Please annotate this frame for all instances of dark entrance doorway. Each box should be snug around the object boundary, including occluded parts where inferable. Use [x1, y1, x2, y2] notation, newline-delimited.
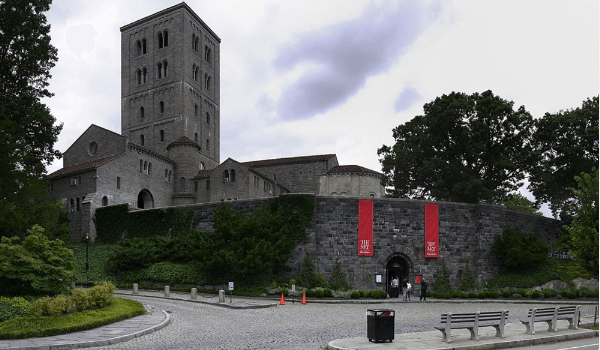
[386, 256, 408, 297]
[137, 190, 154, 209]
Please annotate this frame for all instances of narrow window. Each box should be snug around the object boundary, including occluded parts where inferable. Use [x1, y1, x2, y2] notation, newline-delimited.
[141, 134, 145, 146]
[299, 171, 304, 180]
[192, 34, 196, 50]
[140, 159, 143, 172]
[143, 67, 147, 83]
[76, 197, 80, 212]
[160, 130, 165, 141]
[180, 177, 186, 191]
[194, 132, 198, 143]
[205, 74, 211, 90]
[136, 69, 142, 85]
[102, 196, 108, 206]
[206, 139, 210, 151]
[230, 169, 236, 182]
[194, 181, 198, 192]
[140, 106, 144, 118]
[205, 45, 211, 63]
[144, 161, 148, 173]
[163, 30, 169, 47]
[163, 61, 168, 77]
[142, 39, 147, 54]
[274, 173, 277, 181]
[309, 170, 313, 179]
[206, 179, 210, 190]
[168, 170, 172, 182]
[223, 170, 229, 183]
[165, 169, 169, 181]
[195, 104, 198, 116]
[136, 40, 141, 56]
[70, 198, 74, 212]
[148, 162, 152, 175]
[206, 112, 210, 124]
[157, 63, 162, 78]
[117, 176, 121, 189]
[159, 101, 164, 113]
[200, 162, 205, 170]
[158, 32, 163, 48]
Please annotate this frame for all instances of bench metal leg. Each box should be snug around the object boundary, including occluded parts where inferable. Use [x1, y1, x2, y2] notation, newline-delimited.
[549, 308, 558, 332]
[444, 312, 452, 343]
[526, 309, 536, 335]
[439, 329, 449, 343]
[496, 310, 507, 338]
[470, 311, 480, 340]
[570, 306, 580, 330]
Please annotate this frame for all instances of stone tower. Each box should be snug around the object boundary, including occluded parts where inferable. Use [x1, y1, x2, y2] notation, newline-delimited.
[120, 2, 220, 204]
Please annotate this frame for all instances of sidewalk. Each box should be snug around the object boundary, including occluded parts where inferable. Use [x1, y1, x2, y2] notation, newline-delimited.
[328, 322, 598, 350]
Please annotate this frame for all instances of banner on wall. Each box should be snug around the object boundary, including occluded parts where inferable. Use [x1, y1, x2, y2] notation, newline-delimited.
[425, 203, 439, 258]
[358, 200, 373, 256]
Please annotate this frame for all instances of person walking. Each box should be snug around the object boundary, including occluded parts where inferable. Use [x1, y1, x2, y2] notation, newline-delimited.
[420, 279, 428, 301]
[406, 281, 412, 301]
[402, 279, 408, 301]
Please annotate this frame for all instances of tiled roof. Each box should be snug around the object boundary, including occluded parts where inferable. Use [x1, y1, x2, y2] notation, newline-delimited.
[242, 154, 337, 167]
[328, 165, 382, 175]
[166, 136, 201, 150]
[196, 169, 214, 178]
[46, 155, 121, 179]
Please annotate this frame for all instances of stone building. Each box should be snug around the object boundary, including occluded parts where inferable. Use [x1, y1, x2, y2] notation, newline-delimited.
[47, 2, 384, 241]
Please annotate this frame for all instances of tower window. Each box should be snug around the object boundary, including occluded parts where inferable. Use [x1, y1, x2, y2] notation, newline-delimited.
[136, 40, 142, 56]
[205, 45, 211, 63]
[206, 112, 210, 124]
[157, 63, 162, 78]
[230, 169, 236, 183]
[200, 162, 205, 170]
[140, 106, 144, 118]
[204, 74, 211, 90]
[163, 30, 169, 47]
[117, 176, 121, 189]
[163, 61, 168, 77]
[195, 104, 198, 116]
[142, 67, 147, 83]
[223, 170, 229, 183]
[136, 69, 142, 85]
[193, 64, 198, 81]
[206, 139, 210, 150]
[142, 39, 146, 54]
[140, 134, 145, 146]
[102, 196, 108, 206]
[160, 130, 165, 142]
[194, 132, 198, 143]
[159, 101, 164, 113]
[158, 31, 163, 49]
[180, 177, 186, 191]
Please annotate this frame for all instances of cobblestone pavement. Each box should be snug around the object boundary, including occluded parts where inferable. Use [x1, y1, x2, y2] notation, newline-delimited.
[92, 295, 564, 350]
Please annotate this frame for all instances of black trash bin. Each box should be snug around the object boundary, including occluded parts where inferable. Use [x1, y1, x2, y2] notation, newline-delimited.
[366, 309, 395, 342]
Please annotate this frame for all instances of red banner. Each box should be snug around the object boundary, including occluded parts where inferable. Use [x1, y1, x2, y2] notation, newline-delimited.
[425, 203, 439, 258]
[358, 200, 373, 256]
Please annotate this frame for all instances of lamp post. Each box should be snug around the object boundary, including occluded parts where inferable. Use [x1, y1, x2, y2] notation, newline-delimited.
[85, 232, 89, 274]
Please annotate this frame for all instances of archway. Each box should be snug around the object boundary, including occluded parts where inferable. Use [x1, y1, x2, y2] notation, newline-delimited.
[137, 190, 154, 209]
[386, 256, 409, 297]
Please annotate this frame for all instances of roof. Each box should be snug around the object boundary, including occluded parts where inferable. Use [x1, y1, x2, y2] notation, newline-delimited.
[242, 154, 337, 167]
[166, 136, 201, 151]
[46, 155, 121, 179]
[328, 165, 382, 176]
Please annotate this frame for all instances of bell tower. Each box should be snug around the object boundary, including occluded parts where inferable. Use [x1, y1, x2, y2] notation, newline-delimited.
[119, 2, 220, 170]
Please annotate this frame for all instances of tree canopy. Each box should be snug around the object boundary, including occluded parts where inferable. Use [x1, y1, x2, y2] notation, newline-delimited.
[0, 0, 64, 238]
[378, 90, 534, 203]
[528, 96, 599, 218]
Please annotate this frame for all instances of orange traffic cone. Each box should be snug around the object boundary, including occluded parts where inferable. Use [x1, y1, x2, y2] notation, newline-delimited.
[280, 293, 285, 305]
[302, 293, 306, 304]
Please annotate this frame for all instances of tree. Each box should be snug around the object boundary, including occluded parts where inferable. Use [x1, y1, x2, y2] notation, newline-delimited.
[563, 169, 598, 275]
[0, 0, 64, 238]
[378, 90, 534, 203]
[490, 227, 549, 270]
[328, 255, 349, 291]
[0, 225, 75, 295]
[434, 259, 452, 292]
[458, 262, 477, 292]
[298, 251, 318, 288]
[494, 193, 542, 216]
[528, 96, 599, 218]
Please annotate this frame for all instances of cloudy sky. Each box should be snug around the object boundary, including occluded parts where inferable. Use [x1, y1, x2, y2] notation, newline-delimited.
[44, 0, 598, 215]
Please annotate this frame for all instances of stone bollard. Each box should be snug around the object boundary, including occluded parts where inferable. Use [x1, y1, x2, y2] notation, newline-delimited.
[164, 285, 170, 298]
[133, 283, 138, 295]
[191, 288, 197, 300]
[219, 289, 225, 303]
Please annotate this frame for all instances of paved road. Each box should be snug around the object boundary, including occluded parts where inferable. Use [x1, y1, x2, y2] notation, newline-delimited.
[91, 295, 570, 350]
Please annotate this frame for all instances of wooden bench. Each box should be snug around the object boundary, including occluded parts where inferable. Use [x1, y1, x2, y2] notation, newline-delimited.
[434, 310, 509, 343]
[520, 306, 580, 334]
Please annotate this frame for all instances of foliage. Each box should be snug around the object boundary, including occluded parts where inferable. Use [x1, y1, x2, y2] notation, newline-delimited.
[298, 251, 318, 288]
[46, 294, 70, 316]
[0, 0, 64, 239]
[458, 262, 477, 291]
[87, 282, 116, 308]
[0, 225, 75, 295]
[0, 297, 30, 322]
[0, 298, 145, 339]
[486, 259, 592, 289]
[491, 227, 549, 270]
[71, 243, 120, 285]
[434, 259, 452, 292]
[494, 193, 542, 216]
[378, 90, 534, 203]
[93, 204, 129, 244]
[328, 255, 349, 290]
[28, 296, 52, 317]
[563, 169, 599, 275]
[529, 96, 598, 218]
[369, 289, 388, 299]
[70, 288, 89, 311]
[350, 290, 360, 299]
[142, 262, 205, 285]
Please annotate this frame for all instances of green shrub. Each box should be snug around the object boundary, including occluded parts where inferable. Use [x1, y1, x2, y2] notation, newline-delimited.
[278, 288, 289, 297]
[70, 288, 90, 311]
[442, 292, 452, 299]
[323, 289, 333, 297]
[581, 287, 598, 298]
[501, 290, 511, 298]
[530, 290, 542, 298]
[314, 289, 324, 298]
[435, 259, 452, 293]
[0, 297, 30, 322]
[328, 256, 349, 291]
[486, 290, 499, 298]
[350, 290, 361, 299]
[478, 291, 487, 299]
[468, 291, 478, 298]
[542, 289, 554, 298]
[457, 292, 468, 299]
[459, 262, 477, 291]
[358, 290, 368, 298]
[47, 295, 70, 317]
[142, 262, 204, 285]
[29, 297, 52, 316]
[305, 289, 315, 297]
[370, 289, 388, 299]
[88, 282, 116, 308]
[512, 293, 522, 298]
[491, 227, 550, 270]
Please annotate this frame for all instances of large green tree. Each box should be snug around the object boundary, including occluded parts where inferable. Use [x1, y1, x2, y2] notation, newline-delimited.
[528, 96, 599, 218]
[378, 90, 535, 203]
[0, 0, 64, 238]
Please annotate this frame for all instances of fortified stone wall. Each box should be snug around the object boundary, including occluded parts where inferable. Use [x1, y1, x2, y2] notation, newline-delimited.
[128, 196, 564, 291]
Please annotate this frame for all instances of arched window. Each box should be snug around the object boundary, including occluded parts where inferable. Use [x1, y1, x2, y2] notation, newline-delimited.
[158, 32, 164, 48]
[199, 162, 205, 170]
[136, 69, 142, 85]
[299, 171, 304, 180]
[140, 106, 144, 118]
[160, 130, 164, 141]
[308, 170, 313, 179]
[223, 170, 230, 183]
[157, 62, 162, 78]
[140, 159, 143, 172]
[163, 61, 168, 77]
[206, 139, 210, 150]
[205, 45, 211, 63]
[70, 198, 74, 212]
[230, 169, 236, 182]
[159, 101, 164, 113]
[142, 67, 147, 83]
[206, 112, 210, 124]
[205, 74, 211, 90]
[163, 30, 169, 47]
[143, 161, 148, 173]
[165, 169, 169, 181]
[193, 65, 198, 81]
[142, 39, 146, 54]
[194, 132, 198, 143]
[180, 177, 186, 191]
[76, 197, 80, 212]
[168, 170, 172, 182]
[192, 34, 199, 51]
[136, 40, 141, 56]
[140, 134, 145, 146]
[102, 196, 108, 206]
[148, 162, 152, 175]
[195, 104, 198, 116]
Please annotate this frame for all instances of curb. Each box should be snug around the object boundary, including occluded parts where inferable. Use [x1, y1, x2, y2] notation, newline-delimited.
[116, 291, 278, 309]
[450, 329, 599, 350]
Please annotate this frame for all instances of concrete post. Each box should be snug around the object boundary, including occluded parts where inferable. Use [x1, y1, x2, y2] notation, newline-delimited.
[191, 288, 197, 300]
[133, 283, 138, 295]
[219, 289, 225, 303]
[164, 285, 170, 298]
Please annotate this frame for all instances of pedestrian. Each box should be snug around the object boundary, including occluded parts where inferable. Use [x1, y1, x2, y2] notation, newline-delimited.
[420, 279, 428, 301]
[406, 281, 412, 301]
[402, 279, 408, 301]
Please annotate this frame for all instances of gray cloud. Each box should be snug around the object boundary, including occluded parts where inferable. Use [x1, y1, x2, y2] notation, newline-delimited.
[394, 87, 421, 112]
[273, 1, 434, 121]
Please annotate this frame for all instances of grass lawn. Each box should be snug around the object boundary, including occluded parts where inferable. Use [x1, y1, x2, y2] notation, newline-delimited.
[0, 297, 146, 340]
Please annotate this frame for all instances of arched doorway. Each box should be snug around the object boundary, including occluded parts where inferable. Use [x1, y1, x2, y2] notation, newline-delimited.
[386, 256, 409, 296]
[137, 190, 154, 209]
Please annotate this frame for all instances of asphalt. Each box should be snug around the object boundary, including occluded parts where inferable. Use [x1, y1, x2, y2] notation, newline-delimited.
[0, 289, 596, 350]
